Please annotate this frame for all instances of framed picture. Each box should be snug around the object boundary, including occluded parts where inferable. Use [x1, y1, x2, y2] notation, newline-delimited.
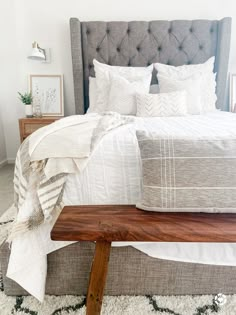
[29, 74, 64, 116]
[230, 73, 236, 113]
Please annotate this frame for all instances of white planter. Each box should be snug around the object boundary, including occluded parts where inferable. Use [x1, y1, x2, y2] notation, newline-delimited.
[25, 104, 33, 117]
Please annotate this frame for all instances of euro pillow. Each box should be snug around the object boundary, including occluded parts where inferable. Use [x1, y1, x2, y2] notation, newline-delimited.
[108, 73, 152, 115]
[136, 91, 187, 117]
[154, 57, 217, 113]
[158, 74, 202, 115]
[93, 59, 153, 113]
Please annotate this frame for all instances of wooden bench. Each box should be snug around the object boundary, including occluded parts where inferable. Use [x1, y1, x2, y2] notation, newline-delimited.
[51, 205, 236, 315]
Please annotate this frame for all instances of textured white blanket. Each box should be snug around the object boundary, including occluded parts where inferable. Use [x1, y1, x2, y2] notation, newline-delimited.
[7, 111, 236, 302]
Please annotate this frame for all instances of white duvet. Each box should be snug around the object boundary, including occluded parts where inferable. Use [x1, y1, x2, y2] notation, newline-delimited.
[7, 111, 236, 301]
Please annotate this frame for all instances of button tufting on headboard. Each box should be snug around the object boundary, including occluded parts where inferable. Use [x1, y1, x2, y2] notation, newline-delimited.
[70, 17, 232, 114]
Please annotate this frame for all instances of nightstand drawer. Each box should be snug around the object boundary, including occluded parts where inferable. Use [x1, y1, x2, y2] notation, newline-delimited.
[19, 117, 61, 143]
[24, 123, 48, 134]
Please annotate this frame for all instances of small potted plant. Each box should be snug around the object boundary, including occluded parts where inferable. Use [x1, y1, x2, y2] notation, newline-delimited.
[18, 92, 33, 117]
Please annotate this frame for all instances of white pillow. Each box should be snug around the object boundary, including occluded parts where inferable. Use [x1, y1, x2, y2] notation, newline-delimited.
[93, 59, 153, 113]
[108, 73, 152, 115]
[154, 57, 217, 113]
[88, 77, 97, 112]
[136, 91, 187, 117]
[158, 74, 202, 115]
[88, 77, 157, 113]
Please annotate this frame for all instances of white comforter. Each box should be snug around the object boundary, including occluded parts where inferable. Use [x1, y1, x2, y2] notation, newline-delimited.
[7, 111, 236, 301]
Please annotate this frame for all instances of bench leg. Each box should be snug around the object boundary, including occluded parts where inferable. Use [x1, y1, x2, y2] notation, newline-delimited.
[86, 241, 112, 315]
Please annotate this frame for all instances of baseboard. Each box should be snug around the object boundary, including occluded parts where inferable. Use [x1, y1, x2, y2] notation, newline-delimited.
[0, 158, 15, 168]
[7, 158, 15, 164]
[0, 159, 7, 168]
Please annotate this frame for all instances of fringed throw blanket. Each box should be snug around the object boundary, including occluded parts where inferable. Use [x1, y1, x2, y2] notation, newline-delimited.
[9, 112, 131, 241]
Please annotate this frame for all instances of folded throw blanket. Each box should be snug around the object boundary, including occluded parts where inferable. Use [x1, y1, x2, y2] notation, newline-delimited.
[9, 112, 131, 241]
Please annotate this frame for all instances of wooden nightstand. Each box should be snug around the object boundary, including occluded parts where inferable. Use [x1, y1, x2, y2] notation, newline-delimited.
[19, 117, 61, 143]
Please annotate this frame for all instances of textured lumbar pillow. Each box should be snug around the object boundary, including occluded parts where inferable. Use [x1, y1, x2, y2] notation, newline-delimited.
[93, 59, 153, 113]
[136, 129, 236, 213]
[107, 73, 151, 115]
[157, 74, 202, 115]
[154, 57, 217, 113]
[136, 90, 187, 117]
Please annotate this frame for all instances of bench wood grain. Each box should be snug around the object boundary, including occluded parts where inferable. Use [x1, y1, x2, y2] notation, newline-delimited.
[51, 205, 236, 243]
[51, 205, 236, 315]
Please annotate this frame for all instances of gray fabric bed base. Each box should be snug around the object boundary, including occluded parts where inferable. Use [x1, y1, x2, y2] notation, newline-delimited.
[2, 242, 236, 296]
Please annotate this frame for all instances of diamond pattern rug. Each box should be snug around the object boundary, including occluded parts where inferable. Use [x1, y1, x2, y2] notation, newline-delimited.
[0, 285, 232, 315]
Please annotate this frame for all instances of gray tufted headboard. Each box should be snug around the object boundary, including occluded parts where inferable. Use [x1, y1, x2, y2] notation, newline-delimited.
[70, 17, 232, 114]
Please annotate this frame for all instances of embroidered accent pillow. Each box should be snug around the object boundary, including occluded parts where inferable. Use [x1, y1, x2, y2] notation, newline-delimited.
[93, 59, 153, 113]
[108, 73, 152, 115]
[157, 74, 202, 115]
[136, 91, 187, 117]
[154, 57, 217, 113]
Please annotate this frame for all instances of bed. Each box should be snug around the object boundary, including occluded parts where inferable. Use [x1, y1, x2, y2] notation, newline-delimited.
[1, 16, 235, 299]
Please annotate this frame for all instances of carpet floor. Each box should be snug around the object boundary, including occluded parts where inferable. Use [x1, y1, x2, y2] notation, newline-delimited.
[0, 164, 14, 217]
[0, 290, 232, 315]
[0, 206, 233, 315]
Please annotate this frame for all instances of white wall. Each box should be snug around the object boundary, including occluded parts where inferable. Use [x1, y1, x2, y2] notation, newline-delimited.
[0, 112, 7, 165]
[0, 0, 19, 163]
[0, 0, 235, 160]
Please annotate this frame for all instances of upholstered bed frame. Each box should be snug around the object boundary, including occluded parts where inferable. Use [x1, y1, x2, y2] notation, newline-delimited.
[1, 17, 235, 297]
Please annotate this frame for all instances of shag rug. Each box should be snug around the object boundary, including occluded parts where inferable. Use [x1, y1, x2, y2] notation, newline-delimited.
[0, 206, 234, 315]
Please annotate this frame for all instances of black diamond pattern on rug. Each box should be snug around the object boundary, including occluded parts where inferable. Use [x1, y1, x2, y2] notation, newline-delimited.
[0, 273, 222, 315]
